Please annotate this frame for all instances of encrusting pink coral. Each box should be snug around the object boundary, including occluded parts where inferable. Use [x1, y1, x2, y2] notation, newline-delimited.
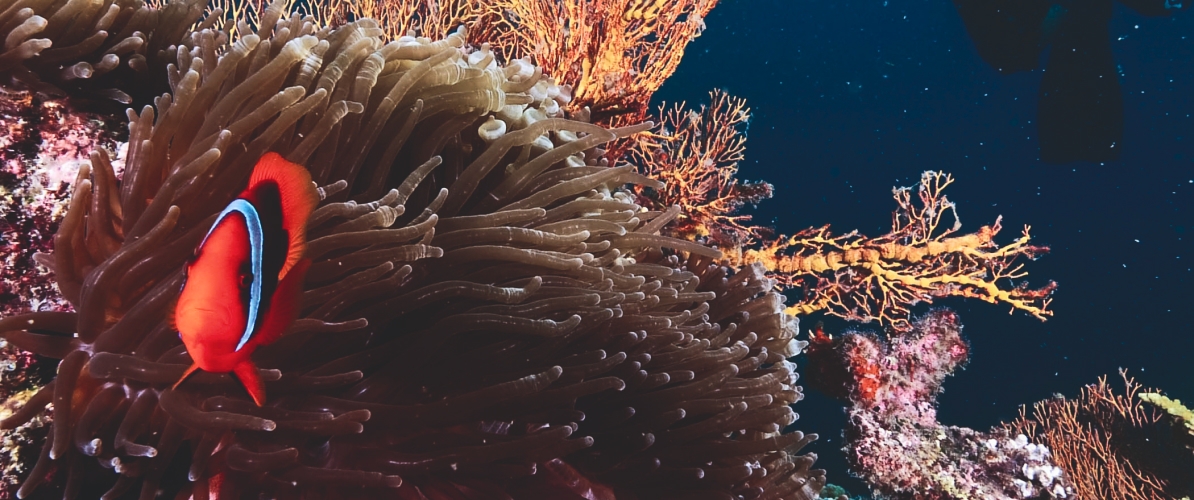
[805, 310, 1075, 500]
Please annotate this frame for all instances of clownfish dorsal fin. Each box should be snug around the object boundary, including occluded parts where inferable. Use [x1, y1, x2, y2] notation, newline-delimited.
[247, 152, 318, 280]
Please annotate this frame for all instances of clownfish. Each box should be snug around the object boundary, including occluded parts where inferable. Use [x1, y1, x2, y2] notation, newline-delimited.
[172, 152, 318, 406]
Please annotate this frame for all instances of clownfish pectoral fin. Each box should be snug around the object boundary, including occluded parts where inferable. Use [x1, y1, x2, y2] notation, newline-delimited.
[233, 360, 267, 406]
[173, 362, 202, 391]
[248, 152, 318, 279]
[252, 258, 311, 349]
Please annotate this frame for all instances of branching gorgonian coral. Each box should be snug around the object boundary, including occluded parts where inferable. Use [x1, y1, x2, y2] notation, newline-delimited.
[0, 3, 825, 498]
[635, 162, 1055, 334]
[627, 91, 1055, 332]
[724, 171, 1055, 332]
[1009, 372, 1194, 500]
[628, 90, 773, 248]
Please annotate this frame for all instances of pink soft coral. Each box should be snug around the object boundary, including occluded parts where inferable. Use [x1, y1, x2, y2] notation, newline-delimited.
[806, 310, 1074, 500]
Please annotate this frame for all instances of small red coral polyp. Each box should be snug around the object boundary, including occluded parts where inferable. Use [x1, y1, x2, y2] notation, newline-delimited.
[947, 338, 969, 364]
[849, 354, 881, 403]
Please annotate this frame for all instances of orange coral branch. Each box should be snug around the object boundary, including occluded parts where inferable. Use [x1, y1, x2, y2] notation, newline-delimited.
[724, 172, 1055, 331]
[629, 90, 772, 246]
[321, 0, 483, 41]
[630, 94, 1054, 332]
[1007, 371, 1183, 500]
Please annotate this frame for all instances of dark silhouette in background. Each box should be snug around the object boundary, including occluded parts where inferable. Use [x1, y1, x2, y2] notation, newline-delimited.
[951, 0, 1181, 163]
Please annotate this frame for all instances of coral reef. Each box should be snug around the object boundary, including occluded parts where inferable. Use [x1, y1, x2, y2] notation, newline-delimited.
[1009, 372, 1194, 500]
[0, 4, 825, 499]
[804, 310, 1074, 500]
[0, 92, 122, 317]
[156, 2, 1057, 336]
[0, 0, 1074, 498]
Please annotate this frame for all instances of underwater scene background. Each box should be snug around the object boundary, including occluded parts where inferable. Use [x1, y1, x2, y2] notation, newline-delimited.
[656, 0, 1193, 494]
[0, 0, 1190, 497]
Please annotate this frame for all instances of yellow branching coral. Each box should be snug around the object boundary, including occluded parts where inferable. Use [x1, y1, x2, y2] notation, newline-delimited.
[626, 92, 1055, 331]
[1140, 392, 1194, 444]
[628, 90, 773, 247]
[725, 171, 1055, 331]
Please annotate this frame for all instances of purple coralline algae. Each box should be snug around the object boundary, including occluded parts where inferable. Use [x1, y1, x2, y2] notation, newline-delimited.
[805, 310, 1075, 500]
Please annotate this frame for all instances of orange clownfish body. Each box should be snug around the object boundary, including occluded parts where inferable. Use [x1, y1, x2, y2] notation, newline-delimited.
[172, 152, 318, 406]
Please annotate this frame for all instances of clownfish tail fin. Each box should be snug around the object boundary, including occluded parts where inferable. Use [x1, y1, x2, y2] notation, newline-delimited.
[173, 362, 202, 391]
[248, 152, 318, 279]
[233, 360, 267, 406]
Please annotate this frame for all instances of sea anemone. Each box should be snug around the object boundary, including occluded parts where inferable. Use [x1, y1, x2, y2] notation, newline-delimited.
[0, 0, 206, 107]
[0, 3, 824, 499]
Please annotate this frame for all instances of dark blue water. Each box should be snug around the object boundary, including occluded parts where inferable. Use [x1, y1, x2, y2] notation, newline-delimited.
[656, 0, 1194, 491]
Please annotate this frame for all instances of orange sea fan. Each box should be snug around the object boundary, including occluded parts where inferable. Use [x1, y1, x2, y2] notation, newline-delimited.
[319, 0, 484, 41]
[1007, 371, 1194, 500]
[628, 90, 774, 248]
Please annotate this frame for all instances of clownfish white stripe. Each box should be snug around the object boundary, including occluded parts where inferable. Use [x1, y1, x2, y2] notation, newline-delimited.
[204, 199, 265, 352]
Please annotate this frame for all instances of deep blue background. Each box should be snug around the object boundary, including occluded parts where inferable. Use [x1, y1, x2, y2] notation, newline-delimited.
[654, 0, 1193, 491]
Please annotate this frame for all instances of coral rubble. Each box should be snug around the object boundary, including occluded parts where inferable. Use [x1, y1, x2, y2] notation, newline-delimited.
[0, 4, 825, 498]
[805, 310, 1074, 500]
